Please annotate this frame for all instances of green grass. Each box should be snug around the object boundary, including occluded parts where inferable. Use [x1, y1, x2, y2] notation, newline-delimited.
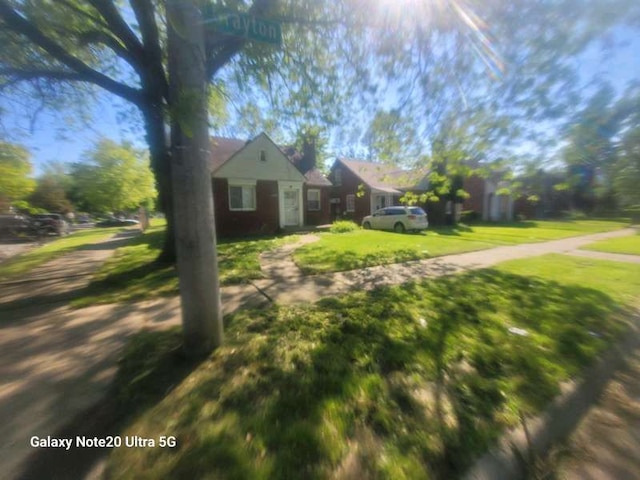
[0, 227, 122, 281]
[72, 226, 299, 307]
[294, 229, 493, 274]
[294, 220, 628, 274]
[105, 256, 638, 479]
[581, 231, 640, 256]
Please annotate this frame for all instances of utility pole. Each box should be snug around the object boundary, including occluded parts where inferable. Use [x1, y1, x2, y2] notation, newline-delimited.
[167, 0, 223, 356]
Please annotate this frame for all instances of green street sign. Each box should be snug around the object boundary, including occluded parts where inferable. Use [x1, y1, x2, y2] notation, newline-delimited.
[211, 12, 282, 47]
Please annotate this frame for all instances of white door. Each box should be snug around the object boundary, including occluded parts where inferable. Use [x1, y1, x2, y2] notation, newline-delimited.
[284, 190, 300, 226]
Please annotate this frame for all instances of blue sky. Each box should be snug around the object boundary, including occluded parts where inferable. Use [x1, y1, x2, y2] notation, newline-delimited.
[3, 25, 639, 176]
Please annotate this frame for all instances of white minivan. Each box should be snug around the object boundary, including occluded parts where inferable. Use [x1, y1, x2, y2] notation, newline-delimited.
[361, 206, 429, 233]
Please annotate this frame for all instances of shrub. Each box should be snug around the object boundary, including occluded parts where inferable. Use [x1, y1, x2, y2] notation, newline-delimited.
[330, 220, 359, 233]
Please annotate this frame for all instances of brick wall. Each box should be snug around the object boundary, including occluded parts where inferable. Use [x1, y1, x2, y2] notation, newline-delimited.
[213, 178, 280, 237]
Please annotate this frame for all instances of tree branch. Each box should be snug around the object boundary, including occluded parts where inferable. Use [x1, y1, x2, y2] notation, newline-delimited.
[0, 67, 85, 82]
[130, 0, 169, 100]
[57, 0, 110, 31]
[86, 0, 145, 60]
[0, 1, 144, 105]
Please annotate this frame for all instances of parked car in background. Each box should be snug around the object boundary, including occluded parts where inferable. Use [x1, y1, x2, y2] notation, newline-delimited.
[30, 213, 69, 236]
[362, 206, 429, 233]
[0, 214, 30, 238]
[96, 217, 140, 227]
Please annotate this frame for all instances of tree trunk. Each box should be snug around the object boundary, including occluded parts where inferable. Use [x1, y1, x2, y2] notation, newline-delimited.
[141, 103, 176, 264]
[167, 0, 223, 356]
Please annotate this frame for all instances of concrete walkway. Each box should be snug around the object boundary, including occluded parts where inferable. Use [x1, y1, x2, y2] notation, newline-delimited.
[0, 226, 637, 479]
[252, 227, 637, 305]
[258, 234, 320, 279]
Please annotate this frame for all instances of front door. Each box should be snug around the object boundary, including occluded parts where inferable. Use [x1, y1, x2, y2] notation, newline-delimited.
[284, 190, 300, 226]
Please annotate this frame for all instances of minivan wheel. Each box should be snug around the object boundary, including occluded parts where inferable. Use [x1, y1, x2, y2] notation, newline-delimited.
[394, 222, 405, 233]
[363, 221, 371, 229]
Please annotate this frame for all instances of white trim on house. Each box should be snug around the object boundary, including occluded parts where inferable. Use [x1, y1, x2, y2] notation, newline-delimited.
[307, 188, 321, 211]
[228, 181, 257, 211]
[346, 194, 355, 212]
[278, 181, 304, 227]
[214, 133, 305, 183]
[370, 192, 393, 215]
[483, 179, 514, 221]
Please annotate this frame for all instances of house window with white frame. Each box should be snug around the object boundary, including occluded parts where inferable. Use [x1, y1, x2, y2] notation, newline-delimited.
[346, 194, 355, 212]
[229, 183, 256, 211]
[307, 189, 321, 211]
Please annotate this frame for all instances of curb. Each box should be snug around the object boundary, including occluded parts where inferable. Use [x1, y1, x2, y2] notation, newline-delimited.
[464, 311, 640, 480]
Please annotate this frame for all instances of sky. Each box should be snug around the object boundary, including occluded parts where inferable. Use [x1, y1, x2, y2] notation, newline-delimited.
[2, 23, 639, 177]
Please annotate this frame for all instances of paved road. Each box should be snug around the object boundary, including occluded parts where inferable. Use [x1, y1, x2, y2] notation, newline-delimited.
[0, 227, 637, 479]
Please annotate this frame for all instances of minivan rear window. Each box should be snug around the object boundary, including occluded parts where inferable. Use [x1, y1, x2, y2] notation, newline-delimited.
[409, 207, 426, 215]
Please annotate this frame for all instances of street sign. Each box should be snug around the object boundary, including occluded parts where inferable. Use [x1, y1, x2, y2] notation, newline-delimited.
[210, 12, 282, 47]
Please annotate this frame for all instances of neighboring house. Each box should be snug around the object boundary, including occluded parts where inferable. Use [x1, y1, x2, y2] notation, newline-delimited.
[210, 133, 332, 237]
[328, 158, 429, 223]
[328, 157, 514, 224]
[463, 174, 514, 221]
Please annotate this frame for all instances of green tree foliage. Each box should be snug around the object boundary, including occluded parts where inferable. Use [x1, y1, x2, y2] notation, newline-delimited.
[29, 175, 74, 213]
[614, 126, 640, 207]
[71, 139, 156, 214]
[0, 140, 35, 209]
[561, 83, 640, 211]
[362, 110, 418, 165]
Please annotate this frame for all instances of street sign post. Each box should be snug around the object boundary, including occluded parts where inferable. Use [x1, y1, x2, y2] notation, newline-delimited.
[210, 12, 282, 47]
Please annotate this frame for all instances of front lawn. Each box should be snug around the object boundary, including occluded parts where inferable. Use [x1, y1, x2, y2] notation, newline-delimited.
[105, 255, 638, 479]
[293, 229, 493, 274]
[294, 220, 628, 274]
[0, 227, 123, 281]
[581, 230, 640, 256]
[73, 224, 299, 307]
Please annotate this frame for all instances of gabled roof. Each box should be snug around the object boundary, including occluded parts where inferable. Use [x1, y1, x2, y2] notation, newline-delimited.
[209, 133, 332, 187]
[210, 137, 248, 172]
[304, 168, 332, 187]
[335, 158, 429, 193]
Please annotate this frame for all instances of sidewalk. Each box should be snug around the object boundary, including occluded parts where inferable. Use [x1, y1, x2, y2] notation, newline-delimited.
[252, 227, 637, 305]
[555, 347, 640, 479]
[0, 230, 141, 309]
[0, 227, 637, 479]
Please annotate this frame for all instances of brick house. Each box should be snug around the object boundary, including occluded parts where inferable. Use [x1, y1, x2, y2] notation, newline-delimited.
[327, 158, 429, 223]
[462, 174, 514, 221]
[210, 133, 332, 237]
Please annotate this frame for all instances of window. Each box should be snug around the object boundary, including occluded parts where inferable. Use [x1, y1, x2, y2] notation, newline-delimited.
[334, 168, 342, 186]
[229, 184, 256, 211]
[346, 194, 355, 212]
[307, 189, 321, 211]
[259, 150, 267, 162]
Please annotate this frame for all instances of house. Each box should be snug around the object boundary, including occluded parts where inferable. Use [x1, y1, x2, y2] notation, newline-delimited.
[462, 174, 514, 221]
[210, 133, 332, 237]
[327, 158, 429, 223]
[328, 157, 514, 224]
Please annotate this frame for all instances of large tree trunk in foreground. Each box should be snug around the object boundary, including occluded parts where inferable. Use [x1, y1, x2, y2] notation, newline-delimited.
[167, 0, 223, 356]
[141, 103, 176, 264]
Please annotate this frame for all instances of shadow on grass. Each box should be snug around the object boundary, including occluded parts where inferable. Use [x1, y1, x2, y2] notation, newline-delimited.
[16, 328, 203, 480]
[75, 230, 289, 306]
[100, 268, 632, 479]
